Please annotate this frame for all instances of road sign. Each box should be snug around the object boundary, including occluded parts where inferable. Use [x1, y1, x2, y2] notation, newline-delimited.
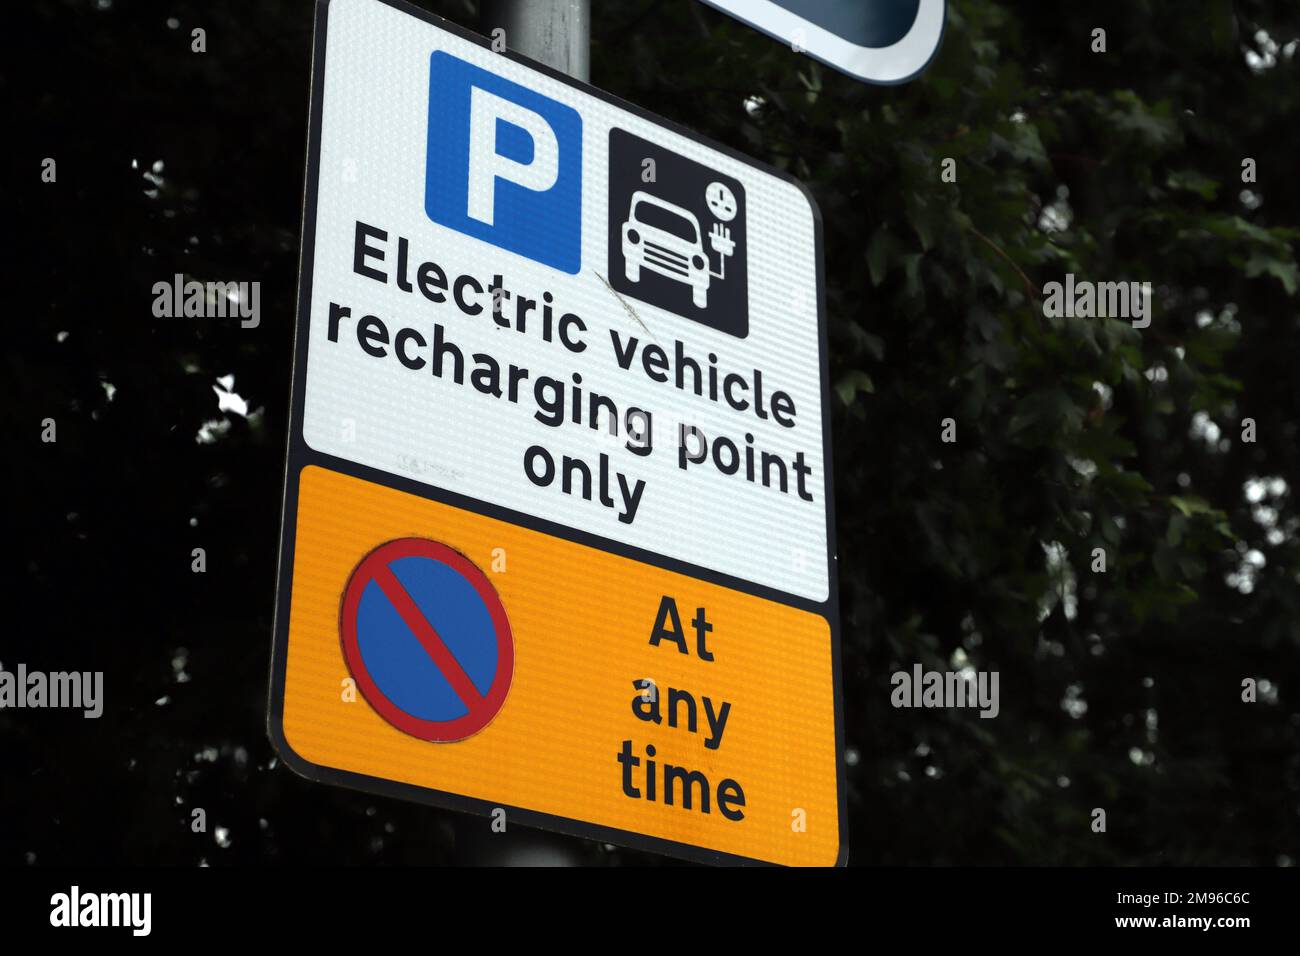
[270, 0, 845, 866]
[339, 538, 514, 742]
[698, 0, 946, 85]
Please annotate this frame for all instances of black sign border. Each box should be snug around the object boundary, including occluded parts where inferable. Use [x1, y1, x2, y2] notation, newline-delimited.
[269, 0, 848, 868]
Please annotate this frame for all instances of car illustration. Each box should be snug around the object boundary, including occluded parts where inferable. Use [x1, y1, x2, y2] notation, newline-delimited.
[621, 191, 712, 308]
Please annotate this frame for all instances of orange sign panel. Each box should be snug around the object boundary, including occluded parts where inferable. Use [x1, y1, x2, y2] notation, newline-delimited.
[275, 467, 841, 866]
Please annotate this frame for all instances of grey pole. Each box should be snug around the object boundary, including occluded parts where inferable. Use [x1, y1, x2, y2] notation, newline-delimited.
[480, 0, 591, 82]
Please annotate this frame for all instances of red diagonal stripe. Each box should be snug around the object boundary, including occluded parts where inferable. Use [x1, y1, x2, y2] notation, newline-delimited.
[373, 564, 484, 711]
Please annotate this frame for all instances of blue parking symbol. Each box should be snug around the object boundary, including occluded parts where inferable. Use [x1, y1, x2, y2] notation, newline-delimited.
[425, 51, 582, 274]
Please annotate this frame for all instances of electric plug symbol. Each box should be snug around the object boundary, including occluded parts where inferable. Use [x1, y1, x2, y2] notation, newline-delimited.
[707, 222, 736, 282]
[709, 222, 735, 258]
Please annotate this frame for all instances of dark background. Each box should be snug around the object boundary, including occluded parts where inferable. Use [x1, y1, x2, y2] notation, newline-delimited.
[7, 0, 1299, 866]
[607, 125, 750, 336]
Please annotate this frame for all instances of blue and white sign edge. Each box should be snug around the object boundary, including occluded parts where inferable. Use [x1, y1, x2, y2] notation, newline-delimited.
[698, 0, 947, 86]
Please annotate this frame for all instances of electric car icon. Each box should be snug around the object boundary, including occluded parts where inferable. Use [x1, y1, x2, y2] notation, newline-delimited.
[621, 191, 715, 308]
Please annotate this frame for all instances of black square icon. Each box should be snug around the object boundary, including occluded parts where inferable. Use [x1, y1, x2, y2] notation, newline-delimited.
[607, 128, 749, 338]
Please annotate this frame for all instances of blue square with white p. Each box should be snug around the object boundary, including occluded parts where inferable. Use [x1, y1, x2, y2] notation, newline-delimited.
[425, 51, 582, 274]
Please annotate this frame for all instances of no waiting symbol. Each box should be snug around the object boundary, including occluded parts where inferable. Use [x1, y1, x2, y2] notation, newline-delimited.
[340, 538, 514, 742]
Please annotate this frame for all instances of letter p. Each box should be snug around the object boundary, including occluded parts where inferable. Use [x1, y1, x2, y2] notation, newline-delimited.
[426, 51, 582, 273]
[467, 87, 558, 226]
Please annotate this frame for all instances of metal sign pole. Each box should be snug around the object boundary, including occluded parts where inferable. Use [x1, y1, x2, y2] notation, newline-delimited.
[480, 0, 591, 82]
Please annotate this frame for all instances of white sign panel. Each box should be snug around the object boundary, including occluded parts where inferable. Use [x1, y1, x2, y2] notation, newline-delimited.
[298, 0, 834, 602]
